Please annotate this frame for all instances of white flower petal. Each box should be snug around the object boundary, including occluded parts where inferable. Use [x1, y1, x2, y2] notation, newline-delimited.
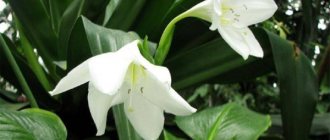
[88, 82, 129, 135]
[50, 61, 90, 95]
[217, 25, 250, 59]
[223, 0, 278, 28]
[142, 69, 196, 116]
[87, 83, 115, 136]
[124, 93, 164, 140]
[184, 0, 213, 22]
[88, 41, 142, 94]
[243, 28, 263, 57]
[137, 57, 172, 85]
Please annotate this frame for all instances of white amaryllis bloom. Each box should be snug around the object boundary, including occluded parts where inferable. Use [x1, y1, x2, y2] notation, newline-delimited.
[50, 40, 196, 139]
[184, 0, 278, 59]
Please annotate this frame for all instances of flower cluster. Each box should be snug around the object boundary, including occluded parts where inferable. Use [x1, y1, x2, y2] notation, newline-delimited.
[50, 0, 277, 139]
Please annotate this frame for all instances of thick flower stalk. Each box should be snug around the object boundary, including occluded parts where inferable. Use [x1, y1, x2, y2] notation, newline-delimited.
[50, 40, 196, 140]
[156, 0, 278, 63]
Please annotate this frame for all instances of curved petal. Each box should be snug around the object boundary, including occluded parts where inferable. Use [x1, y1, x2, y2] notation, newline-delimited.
[50, 61, 90, 95]
[243, 28, 263, 57]
[142, 69, 196, 116]
[88, 83, 125, 136]
[124, 93, 164, 140]
[222, 0, 278, 28]
[88, 41, 141, 94]
[137, 55, 172, 85]
[217, 25, 250, 59]
[184, 0, 213, 22]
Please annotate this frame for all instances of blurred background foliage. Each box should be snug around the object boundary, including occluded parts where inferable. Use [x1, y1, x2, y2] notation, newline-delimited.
[0, 0, 329, 139]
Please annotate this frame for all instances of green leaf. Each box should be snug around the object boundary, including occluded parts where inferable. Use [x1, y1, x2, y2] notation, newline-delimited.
[268, 29, 318, 139]
[133, 0, 176, 38]
[0, 35, 59, 109]
[175, 103, 271, 140]
[105, 0, 146, 31]
[102, 0, 120, 26]
[48, 0, 72, 35]
[166, 28, 273, 89]
[0, 109, 67, 140]
[0, 93, 28, 111]
[163, 130, 184, 140]
[8, 0, 58, 60]
[58, 0, 87, 59]
[67, 16, 140, 68]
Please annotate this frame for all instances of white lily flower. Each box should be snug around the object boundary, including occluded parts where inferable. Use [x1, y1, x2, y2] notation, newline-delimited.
[184, 0, 278, 59]
[50, 40, 196, 140]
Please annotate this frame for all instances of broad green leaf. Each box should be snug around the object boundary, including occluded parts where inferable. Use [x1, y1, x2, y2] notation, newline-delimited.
[0, 109, 67, 140]
[176, 103, 271, 140]
[67, 16, 140, 68]
[267, 29, 318, 139]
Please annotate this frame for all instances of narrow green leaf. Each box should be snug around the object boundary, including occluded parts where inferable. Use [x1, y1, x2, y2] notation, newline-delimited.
[176, 103, 271, 140]
[58, 0, 87, 60]
[0, 34, 38, 108]
[106, 0, 146, 31]
[0, 35, 59, 110]
[102, 0, 120, 26]
[268, 30, 318, 139]
[48, 0, 72, 36]
[8, 0, 58, 60]
[0, 109, 67, 140]
[133, 0, 176, 38]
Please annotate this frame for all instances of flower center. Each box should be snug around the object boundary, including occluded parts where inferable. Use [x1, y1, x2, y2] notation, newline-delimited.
[219, 4, 248, 26]
[126, 63, 146, 112]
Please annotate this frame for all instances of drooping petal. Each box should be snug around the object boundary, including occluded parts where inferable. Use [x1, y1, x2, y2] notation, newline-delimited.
[124, 93, 164, 140]
[222, 0, 278, 28]
[50, 61, 90, 95]
[183, 0, 213, 22]
[217, 25, 251, 59]
[88, 83, 117, 136]
[88, 43, 142, 95]
[137, 55, 172, 85]
[142, 69, 196, 116]
[88, 82, 129, 136]
[210, 0, 222, 30]
[243, 28, 263, 57]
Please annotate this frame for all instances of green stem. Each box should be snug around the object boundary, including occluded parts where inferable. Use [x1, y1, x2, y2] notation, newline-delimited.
[154, 12, 189, 65]
[0, 34, 39, 108]
[17, 22, 53, 91]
